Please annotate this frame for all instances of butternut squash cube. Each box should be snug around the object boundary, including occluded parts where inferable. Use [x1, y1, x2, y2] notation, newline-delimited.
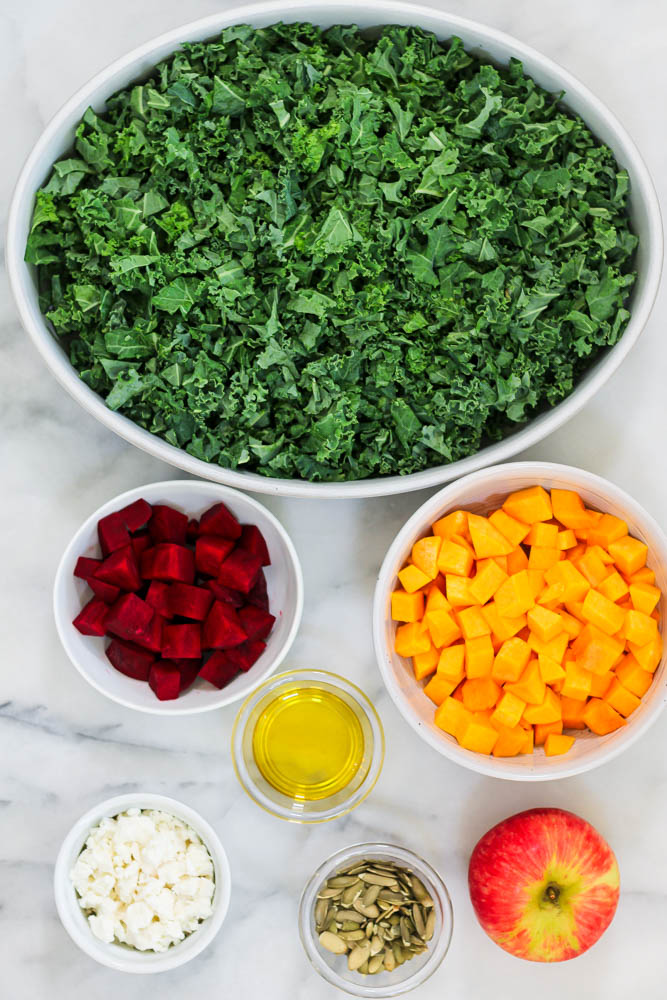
[571, 625, 624, 675]
[544, 560, 590, 602]
[560, 695, 587, 729]
[481, 603, 527, 642]
[468, 513, 514, 559]
[469, 559, 508, 605]
[413, 646, 439, 679]
[558, 529, 577, 551]
[457, 605, 491, 640]
[581, 589, 626, 636]
[588, 512, 628, 549]
[525, 522, 559, 547]
[609, 535, 649, 576]
[397, 564, 431, 593]
[395, 622, 432, 658]
[550, 489, 595, 530]
[534, 719, 563, 746]
[629, 566, 656, 585]
[489, 508, 531, 547]
[434, 697, 472, 740]
[629, 582, 661, 616]
[560, 661, 593, 701]
[527, 605, 563, 643]
[437, 538, 474, 577]
[598, 570, 629, 604]
[492, 724, 528, 757]
[491, 690, 526, 729]
[437, 643, 466, 680]
[544, 733, 575, 756]
[425, 609, 461, 649]
[425, 583, 450, 614]
[628, 634, 663, 673]
[492, 636, 532, 682]
[495, 570, 535, 618]
[538, 653, 566, 685]
[459, 714, 499, 754]
[505, 659, 545, 705]
[615, 655, 653, 697]
[523, 687, 562, 724]
[559, 610, 583, 639]
[583, 698, 626, 735]
[589, 671, 613, 698]
[432, 510, 468, 539]
[503, 485, 553, 524]
[604, 677, 641, 717]
[462, 677, 501, 712]
[528, 631, 569, 663]
[465, 635, 495, 678]
[623, 609, 658, 647]
[578, 549, 612, 588]
[445, 575, 478, 608]
[424, 672, 456, 706]
[506, 546, 530, 574]
[391, 589, 424, 623]
[528, 547, 561, 571]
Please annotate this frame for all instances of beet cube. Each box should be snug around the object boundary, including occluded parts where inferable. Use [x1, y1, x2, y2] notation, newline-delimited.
[162, 623, 201, 659]
[74, 556, 101, 581]
[175, 658, 201, 692]
[73, 597, 109, 636]
[186, 518, 200, 542]
[149, 504, 189, 545]
[218, 548, 262, 594]
[94, 545, 141, 592]
[238, 605, 276, 641]
[149, 662, 181, 701]
[88, 577, 121, 603]
[132, 611, 164, 652]
[145, 580, 173, 619]
[98, 511, 131, 556]
[224, 639, 266, 672]
[240, 524, 271, 566]
[202, 601, 247, 649]
[198, 651, 239, 689]
[119, 498, 152, 532]
[140, 543, 195, 584]
[131, 534, 151, 559]
[168, 583, 213, 621]
[105, 593, 154, 643]
[105, 639, 155, 681]
[247, 570, 269, 610]
[199, 502, 241, 540]
[195, 535, 235, 577]
[206, 580, 245, 607]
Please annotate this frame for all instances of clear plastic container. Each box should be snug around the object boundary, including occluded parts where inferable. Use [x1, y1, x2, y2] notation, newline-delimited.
[231, 669, 384, 822]
[298, 843, 453, 997]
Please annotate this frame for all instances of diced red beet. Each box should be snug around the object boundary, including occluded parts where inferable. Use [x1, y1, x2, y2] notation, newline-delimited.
[145, 580, 173, 619]
[202, 601, 247, 649]
[149, 662, 181, 701]
[88, 577, 121, 603]
[94, 545, 141, 592]
[186, 518, 199, 542]
[239, 524, 271, 566]
[238, 605, 276, 641]
[224, 639, 266, 672]
[132, 611, 164, 653]
[206, 579, 245, 608]
[98, 511, 131, 556]
[74, 556, 101, 581]
[247, 569, 269, 610]
[73, 597, 109, 636]
[167, 583, 213, 621]
[199, 502, 242, 540]
[198, 651, 239, 689]
[149, 504, 188, 545]
[195, 535, 235, 578]
[175, 658, 201, 692]
[218, 548, 262, 594]
[140, 543, 195, 584]
[131, 534, 151, 559]
[161, 623, 202, 659]
[105, 593, 154, 643]
[105, 639, 155, 681]
[119, 498, 152, 533]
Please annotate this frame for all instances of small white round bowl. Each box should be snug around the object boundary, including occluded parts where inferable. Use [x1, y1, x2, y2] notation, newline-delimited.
[54, 479, 303, 715]
[6, 0, 662, 500]
[373, 462, 667, 781]
[54, 792, 231, 974]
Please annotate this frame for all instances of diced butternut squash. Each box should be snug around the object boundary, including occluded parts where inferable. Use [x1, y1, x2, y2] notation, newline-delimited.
[525, 522, 559, 547]
[572, 625, 624, 675]
[551, 489, 595, 530]
[489, 509, 531, 547]
[395, 622, 432, 658]
[462, 677, 501, 712]
[465, 635, 495, 678]
[492, 637, 532, 682]
[561, 696, 587, 729]
[590, 671, 613, 698]
[437, 537, 474, 577]
[459, 713, 499, 754]
[630, 566, 656, 585]
[623, 609, 658, 647]
[507, 546, 530, 574]
[413, 646, 439, 680]
[544, 560, 590, 602]
[544, 733, 575, 756]
[598, 571, 629, 603]
[434, 697, 472, 740]
[559, 610, 583, 639]
[558, 529, 577, 551]
[604, 677, 641, 717]
[615, 655, 653, 697]
[629, 582, 661, 615]
[437, 643, 466, 681]
[578, 549, 612, 588]
[469, 559, 507, 605]
[583, 698, 626, 735]
[491, 690, 526, 729]
[492, 724, 529, 757]
[467, 513, 514, 559]
[609, 535, 648, 576]
[425, 583, 450, 614]
[528, 547, 561, 571]
[397, 564, 431, 593]
[391, 590, 424, 623]
[527, 631, 569, 663]
[423, 672, 456, 706]
[587, 513, 628, 549]
[534, 719, 563, 746]
[538, 653, 566, 685]
[503, 485, 553, 524]
[445, 575, 478, 608]
[495, 570, 535, 618]
[481, 603, 527, 642]
[505, 659, 545, 705]
[425, 609, 461, 649]
[560, 661, 592, 701]
[527, 605, 563, 643]
[432, 510, 468, 539]
[522, 687, 562, 724]
[628, 634, 663, 672]
[411, 536, 441, 580]
[457, 605, 491, 640]
[581, 589, 626, 636]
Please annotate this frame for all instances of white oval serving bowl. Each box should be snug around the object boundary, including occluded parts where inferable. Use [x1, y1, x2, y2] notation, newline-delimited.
[6, 0, 662, 500]
[54, 480, 304, 715]
[54, 792, 231, 974]
[373, 462, 667, 780]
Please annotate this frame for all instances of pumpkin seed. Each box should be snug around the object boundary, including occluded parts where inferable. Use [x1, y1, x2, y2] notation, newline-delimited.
[315, 899, 330, 928]
[360, 872, 400, 888]
[368, 955, 384, 974]
[318, 886, 343, 899]
[339, 930, 366, 942]
[400, 917, 412, 948]
[353, 899, 380, 919]
[384, 947, 396, 972]
[328, 875, 361, 888]
[412, 904, 426, 938]
[341, 882, 363, 906]
[340, 920, 361, 932]
[362, 883, 381, 906]
[425, 910, 436, 941]
[370, 935, 384, 956]
[348, 942, 371, 971]
[319, 931, 347, 955]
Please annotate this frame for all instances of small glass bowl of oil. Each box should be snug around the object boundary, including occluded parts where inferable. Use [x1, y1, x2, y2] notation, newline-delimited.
[231, 669, 384, 822]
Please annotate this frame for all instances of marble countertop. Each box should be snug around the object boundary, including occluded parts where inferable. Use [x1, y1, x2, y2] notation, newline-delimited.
[2, 0, 666, 996]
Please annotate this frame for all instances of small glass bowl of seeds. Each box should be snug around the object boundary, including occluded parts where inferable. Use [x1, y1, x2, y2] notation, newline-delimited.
[298, 843, 453, 997]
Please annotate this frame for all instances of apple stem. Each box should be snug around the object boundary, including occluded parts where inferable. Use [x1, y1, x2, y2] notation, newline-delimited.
[544, 884, 560, 904]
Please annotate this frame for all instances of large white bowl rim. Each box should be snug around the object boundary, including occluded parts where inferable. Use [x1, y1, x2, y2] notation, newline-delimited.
[6, 0, 663, 499]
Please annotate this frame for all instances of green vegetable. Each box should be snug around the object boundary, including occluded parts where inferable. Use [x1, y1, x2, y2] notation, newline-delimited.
[27, 23, 637, 482]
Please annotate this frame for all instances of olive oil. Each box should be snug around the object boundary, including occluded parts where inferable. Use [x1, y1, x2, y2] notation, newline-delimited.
[252, 684, 365, 800]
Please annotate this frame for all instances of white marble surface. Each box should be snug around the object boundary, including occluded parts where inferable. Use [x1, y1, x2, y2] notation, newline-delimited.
[1, 0, 666, 996]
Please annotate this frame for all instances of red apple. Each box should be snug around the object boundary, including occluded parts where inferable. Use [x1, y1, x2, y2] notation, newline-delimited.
[468, 807, 619, 962]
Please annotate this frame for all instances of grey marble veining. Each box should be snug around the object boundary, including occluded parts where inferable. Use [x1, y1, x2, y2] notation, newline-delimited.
[1, 1, 667, 997]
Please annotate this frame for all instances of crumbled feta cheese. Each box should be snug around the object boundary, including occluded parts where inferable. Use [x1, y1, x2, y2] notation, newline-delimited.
[70, 808, 215, 952]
